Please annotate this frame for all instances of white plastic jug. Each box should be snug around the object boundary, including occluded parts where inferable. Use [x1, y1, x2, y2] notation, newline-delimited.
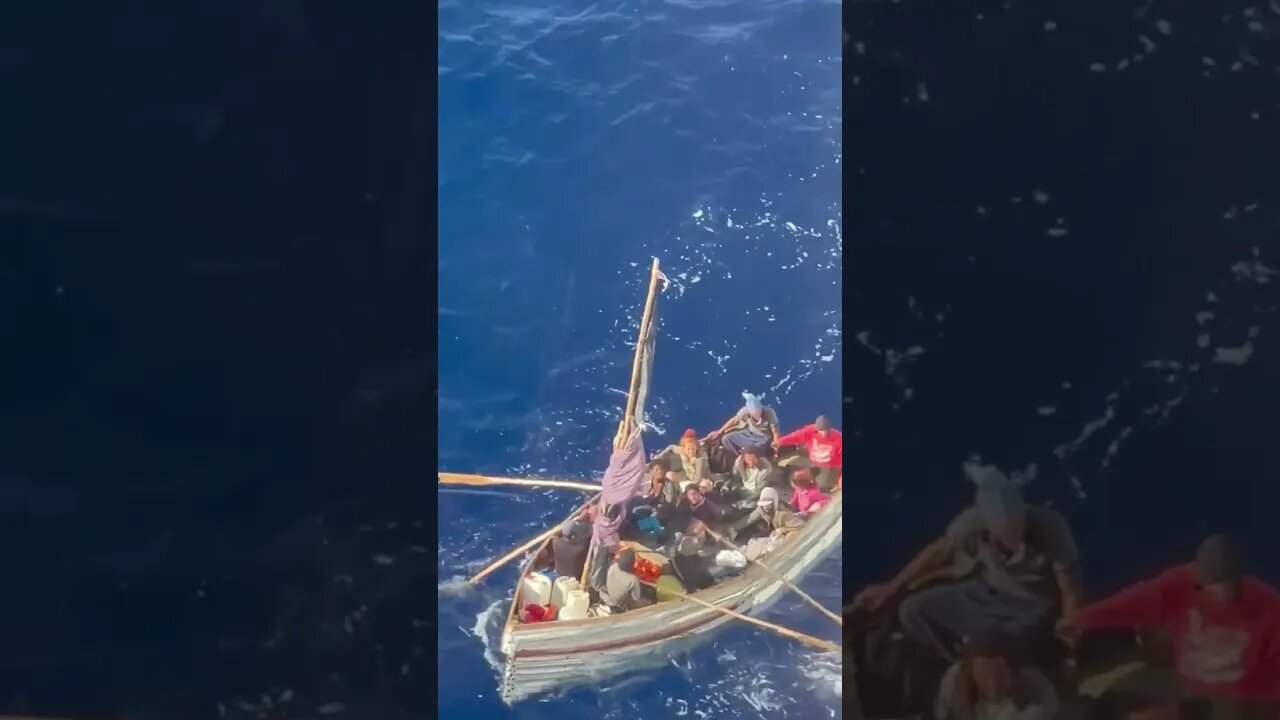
[551, 576, 580, 608]
[519, 571, 553, 608]
[558, 589, 590, 621]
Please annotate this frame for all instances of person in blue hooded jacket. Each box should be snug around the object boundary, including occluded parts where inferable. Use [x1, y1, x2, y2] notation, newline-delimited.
[850, 463, 1083, 662]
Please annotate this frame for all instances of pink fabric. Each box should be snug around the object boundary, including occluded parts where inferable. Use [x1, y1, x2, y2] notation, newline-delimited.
[789, 485, 829, 514]
[601, 432, 646, 506]
[592, 432, 645, 547]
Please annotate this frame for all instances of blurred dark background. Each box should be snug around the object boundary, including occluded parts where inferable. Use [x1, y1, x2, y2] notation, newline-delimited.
[847, 0, 1278, 598]
[0, 4, 431, 719]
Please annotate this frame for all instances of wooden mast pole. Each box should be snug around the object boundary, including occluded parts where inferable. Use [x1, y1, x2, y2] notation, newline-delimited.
[584, 259, 662, 590]
[614, 257, 662, 449]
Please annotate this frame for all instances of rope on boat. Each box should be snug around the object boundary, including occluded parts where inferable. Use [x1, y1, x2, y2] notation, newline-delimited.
[642, 580, 840, 653]
[703, 523, 843, 627]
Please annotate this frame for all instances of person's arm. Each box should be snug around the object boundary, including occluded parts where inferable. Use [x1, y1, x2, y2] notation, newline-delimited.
[775, 425, 811, 447]
[886, 536, 955, 596]
[1057, 565, 1083, 623]
[712, 411, 743, 436]
[768, 408, 781, 443]
[1073, 571, 1176, 632]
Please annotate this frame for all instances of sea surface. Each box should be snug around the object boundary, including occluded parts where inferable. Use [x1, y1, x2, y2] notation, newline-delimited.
[438, 0, 843, 718]
[848, 0, 1278, 615]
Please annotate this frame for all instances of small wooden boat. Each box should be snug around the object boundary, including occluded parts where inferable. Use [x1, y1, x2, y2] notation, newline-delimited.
[499, 489, 842, 702]
[493, 258, 844, 703]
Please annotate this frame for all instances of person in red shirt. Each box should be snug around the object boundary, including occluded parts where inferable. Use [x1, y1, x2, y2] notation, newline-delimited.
[1058, 535, 1280, 715]
[775, 415, 843, 491]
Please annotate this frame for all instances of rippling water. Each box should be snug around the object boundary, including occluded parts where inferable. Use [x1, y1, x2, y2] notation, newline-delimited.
[438, 0, 842, 717]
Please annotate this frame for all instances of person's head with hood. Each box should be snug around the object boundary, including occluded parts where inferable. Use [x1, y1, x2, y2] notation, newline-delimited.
[966, 462, 1030, 551]
[1195, 534, 1245, 605]
[615, 548, 636, 574]
[756, 486, 781, 515]
[742, 393, 763, 420]
[814, 415, 832, 437]
[679, 428, 700, 457]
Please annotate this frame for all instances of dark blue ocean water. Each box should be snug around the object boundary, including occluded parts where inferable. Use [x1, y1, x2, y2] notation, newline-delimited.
[438, 0, 842, 717]
[848, 0, 1278, 618]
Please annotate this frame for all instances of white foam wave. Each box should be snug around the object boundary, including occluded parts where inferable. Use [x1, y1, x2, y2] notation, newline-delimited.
[472, 599, 509, 672]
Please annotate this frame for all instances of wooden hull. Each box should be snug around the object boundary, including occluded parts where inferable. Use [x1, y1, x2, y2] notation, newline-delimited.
[498, 491, 843, 703]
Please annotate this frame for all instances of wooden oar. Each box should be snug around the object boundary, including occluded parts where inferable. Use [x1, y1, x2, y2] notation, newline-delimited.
[643, 580, 840, 653]
[703, 525, 842, 626]
[468, 494, 599, 585]
[439, 472, 601, 493]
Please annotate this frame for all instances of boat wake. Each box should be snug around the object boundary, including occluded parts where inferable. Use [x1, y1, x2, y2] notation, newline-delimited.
[472, 599, 509, 673]
[438, 575, 474, 597]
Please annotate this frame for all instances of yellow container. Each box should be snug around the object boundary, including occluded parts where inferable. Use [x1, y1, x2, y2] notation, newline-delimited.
[654, 575, 684, 603]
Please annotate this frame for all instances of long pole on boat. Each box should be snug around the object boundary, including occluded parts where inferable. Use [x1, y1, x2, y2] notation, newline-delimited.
[584, 259, 663, 589]
[703, 524, 843, 627]
[642, 580, 841, 653]
[468, 494, 600, 585]
[614, 257, 662, 450]
[439, 473, 602, 493]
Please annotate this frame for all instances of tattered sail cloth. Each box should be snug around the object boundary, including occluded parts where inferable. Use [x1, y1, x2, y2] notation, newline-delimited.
[593, 432, 646, 547]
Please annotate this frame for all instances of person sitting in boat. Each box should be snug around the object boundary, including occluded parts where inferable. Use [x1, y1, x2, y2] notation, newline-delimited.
[683, 485, 728, 529]
[633, 462, 681, 531]
[707, 393, 781, 459]
[696, 476, 734, 510]
[671, 535, 715, 592]
[604, 548, 654, 612]
[788, 469, 831, 517]
[682, 521, 745, 581]
[655, 428, 711, 491]
[728, 486, 805, 541]
[775, 415, 843, 492]
[1056, 534, 1280, 716]
[729, 448, 777, 507]
[588, 502, 627, 593]
[933, 633, 1059, 720]
[851, 463, 1082, 664]
[551, 520, 590, 580]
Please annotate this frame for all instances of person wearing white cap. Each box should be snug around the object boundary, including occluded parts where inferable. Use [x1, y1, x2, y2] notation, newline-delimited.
[728, 486, 803, 541]
[851, 463, 1081, 663]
